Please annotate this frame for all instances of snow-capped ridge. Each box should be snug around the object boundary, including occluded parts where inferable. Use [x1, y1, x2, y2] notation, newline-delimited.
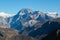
[46, 12, 60, 18]
[0, 12, 14, 18]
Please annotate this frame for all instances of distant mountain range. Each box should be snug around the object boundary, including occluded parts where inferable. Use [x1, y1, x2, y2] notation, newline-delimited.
[0, 8, 60, 28]
[0, 8, 60, 31]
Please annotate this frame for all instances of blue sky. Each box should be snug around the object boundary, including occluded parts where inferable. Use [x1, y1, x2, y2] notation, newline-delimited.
[0, 0, 60, 14]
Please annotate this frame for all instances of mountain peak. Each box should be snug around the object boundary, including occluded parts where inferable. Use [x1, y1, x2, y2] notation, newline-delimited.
[19, 8, 33, 13]
[18, 8, 33, 16]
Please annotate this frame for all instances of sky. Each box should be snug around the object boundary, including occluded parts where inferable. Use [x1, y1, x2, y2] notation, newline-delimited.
[0, 0, 60, 14]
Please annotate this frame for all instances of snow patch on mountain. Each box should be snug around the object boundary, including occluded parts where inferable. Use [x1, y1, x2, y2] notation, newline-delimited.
[29, 20, 37, 26]
[46, 12, 60, 18]
[0, 12, 14, 18]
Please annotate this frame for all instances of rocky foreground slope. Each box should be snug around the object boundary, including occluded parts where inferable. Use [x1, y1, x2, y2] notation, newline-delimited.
[0, 28, 60, 40]
[0, 28, 37, 40]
